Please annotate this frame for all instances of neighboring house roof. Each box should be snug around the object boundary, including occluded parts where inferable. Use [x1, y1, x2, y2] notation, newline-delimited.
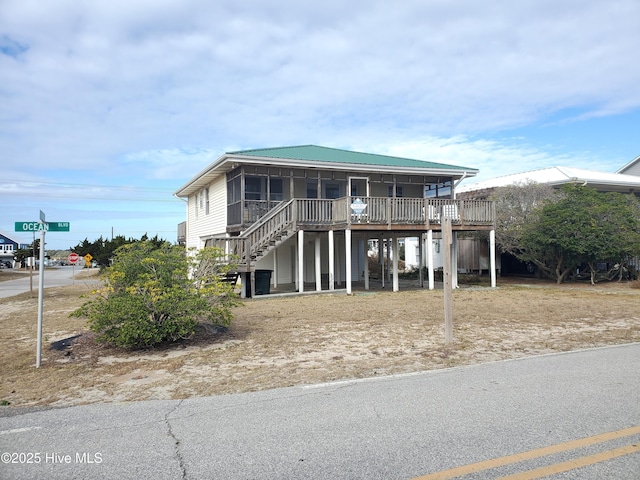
[457, 166, 640, 195]
[175, 145, 478, 197]
[0, 231, 20, 245]
[617, 154, 640, 176]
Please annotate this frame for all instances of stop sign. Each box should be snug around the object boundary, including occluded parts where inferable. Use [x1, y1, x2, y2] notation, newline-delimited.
[68, 253, 79, 264]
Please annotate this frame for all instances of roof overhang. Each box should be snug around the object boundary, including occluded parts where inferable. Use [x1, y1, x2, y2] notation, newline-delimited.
[174, 153, 478, 198]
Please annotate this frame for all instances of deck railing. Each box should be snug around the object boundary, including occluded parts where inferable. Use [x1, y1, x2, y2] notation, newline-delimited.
[217, 197, 495, 269]
[325, 197, 495, 227]
[239, 197, 495, 228]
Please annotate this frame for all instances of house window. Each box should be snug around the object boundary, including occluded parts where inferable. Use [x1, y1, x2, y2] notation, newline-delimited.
[424, 181, 452, 198]
[438, 182, 451, 198]
[325, 183, 340, 199]
[245, 176, 264, 200]
[194, 193, 198, 217]
[227, 175, 241, 203]
[387, 185, 403, 197]
[205, 187, 210, 214]
[306, 182, 318, 199]
[270, 178, 283, 201]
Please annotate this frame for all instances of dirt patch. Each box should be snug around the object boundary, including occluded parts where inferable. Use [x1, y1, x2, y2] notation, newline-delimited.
[1, 277, 639, 409]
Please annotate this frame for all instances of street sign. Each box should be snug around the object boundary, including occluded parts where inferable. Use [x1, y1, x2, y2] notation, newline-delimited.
[14, 221, 70, 232]
[15, 222, 48, 232]
[47, 222, 70, 232]
[84, 253, 93, 265]
[68, 253, 79, 264]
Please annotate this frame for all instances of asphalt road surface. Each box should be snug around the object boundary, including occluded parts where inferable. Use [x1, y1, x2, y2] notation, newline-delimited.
[0, 266, 92, 299]
[1, 343, 638, 479]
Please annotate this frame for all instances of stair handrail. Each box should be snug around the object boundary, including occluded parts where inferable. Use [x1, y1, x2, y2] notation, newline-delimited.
[240, 198, 294, 238]
[240, 199, 296, 260]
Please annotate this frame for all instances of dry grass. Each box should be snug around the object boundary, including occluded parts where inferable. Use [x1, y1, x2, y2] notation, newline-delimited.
[1, 271, 639, 409]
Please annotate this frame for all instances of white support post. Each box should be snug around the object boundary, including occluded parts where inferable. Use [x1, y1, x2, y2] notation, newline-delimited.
[452, 232, 458, 289]
[386, 238, 391, 284]
[363, 237, 370, 290]
[392, 234, 399, 292]
[315, 234, 322, 291]
[345, 228, 352, 294]
[427, 229, 434, 290]
[298, 230, 304, 293]
[490, 229, 497, 288]
[328, 230, 335, 291]
[418, 233, 424, 288]
[380, 236, 385, 289]
[272, 248, 278, 289]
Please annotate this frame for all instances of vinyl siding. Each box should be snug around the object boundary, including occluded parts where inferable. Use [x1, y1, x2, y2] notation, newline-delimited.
[623, 163, 640, 176]
[186, 175, 227, 249]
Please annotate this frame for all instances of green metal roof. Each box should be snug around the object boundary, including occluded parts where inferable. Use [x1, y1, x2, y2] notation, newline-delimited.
[229, 145, 476, 172]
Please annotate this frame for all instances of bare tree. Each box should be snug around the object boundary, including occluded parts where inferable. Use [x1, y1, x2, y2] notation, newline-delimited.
[489, 181, 562, 275]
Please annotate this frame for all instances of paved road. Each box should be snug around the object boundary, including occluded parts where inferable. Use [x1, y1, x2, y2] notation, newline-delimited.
[0, 267, 93, 299]
[1, 343, 638, 479]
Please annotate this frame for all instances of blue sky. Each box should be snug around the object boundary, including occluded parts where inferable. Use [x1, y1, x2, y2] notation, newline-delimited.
[1, 0, 639, 250]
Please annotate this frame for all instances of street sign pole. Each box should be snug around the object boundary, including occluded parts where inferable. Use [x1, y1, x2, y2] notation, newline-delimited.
[36, 211, 46, 368]
[68, 253, 79, 284]
[443, 216, 454, 345]
[14, 213, 71, 368]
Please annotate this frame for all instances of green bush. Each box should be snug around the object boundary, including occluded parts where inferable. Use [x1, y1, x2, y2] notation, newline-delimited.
[72, 242, 239, 349]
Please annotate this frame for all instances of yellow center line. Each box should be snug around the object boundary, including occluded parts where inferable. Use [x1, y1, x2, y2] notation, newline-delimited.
[498, 443, 640, 480]
[413, 425, 640, 480]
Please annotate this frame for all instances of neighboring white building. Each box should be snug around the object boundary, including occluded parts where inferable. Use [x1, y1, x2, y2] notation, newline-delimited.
[174, 145, 497, 295]
[617, 155, 640, 177]
[457, 165, 640, 196]
[456, 163, 640, 276]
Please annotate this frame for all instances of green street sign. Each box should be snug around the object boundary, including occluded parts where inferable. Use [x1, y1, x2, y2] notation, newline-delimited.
[14, 221, 70, 232]
[15, 222, 48, 232]
[47, 222, 70, 232]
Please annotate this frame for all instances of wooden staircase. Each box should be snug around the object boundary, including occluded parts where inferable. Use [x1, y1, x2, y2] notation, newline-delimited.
[203, 200, 297, 271]
[238, 199, 297, 265]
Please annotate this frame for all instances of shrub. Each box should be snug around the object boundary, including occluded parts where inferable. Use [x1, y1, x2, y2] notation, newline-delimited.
[72, 242, 239, 349]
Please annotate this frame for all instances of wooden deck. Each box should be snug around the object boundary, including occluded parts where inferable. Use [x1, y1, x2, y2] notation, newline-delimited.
[295, 197, 495, 231]
[207, 197, 495, 270]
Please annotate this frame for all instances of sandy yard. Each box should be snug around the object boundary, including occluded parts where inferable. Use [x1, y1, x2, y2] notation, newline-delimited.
[1, 269, 639, 409]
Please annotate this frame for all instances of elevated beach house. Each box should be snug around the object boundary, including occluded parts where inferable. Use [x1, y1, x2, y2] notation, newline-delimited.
[174, 145, 496, 296]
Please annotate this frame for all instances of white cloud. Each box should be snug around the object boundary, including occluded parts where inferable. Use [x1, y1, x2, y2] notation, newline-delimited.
[2, 0, 639, 175]
[122, 148, 218, 180]
[372, 135, 616, 184]
[2, 0, 639, 246]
